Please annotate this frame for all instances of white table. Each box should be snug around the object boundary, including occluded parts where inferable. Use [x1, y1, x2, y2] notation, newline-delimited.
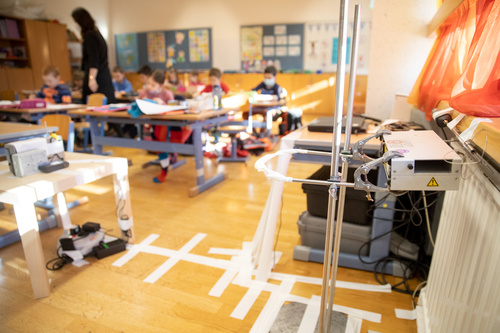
[0, 152, 134, 299]
[0, 122, 58, 156]
[252, 126, 384, 281]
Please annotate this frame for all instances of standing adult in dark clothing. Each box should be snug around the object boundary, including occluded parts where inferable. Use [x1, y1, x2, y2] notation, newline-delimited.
[71, 7, 115, 104]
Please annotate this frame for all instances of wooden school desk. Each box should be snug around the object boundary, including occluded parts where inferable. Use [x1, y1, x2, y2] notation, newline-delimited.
[252, 126, 397, 281]
[0, 104, 85, 123]
[0, 152, 134, 299]
[0, 121, 58, 155]
[68, 108, 235, 196]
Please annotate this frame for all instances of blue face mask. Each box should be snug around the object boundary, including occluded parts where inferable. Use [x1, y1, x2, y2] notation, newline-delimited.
[263, 78, 275, 87]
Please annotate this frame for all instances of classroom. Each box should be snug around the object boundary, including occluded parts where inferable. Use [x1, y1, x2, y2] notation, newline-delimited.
[0, 0, 499, 332]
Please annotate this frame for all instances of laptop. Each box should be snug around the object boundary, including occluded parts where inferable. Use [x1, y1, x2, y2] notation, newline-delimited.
[307, 116, 367, 134]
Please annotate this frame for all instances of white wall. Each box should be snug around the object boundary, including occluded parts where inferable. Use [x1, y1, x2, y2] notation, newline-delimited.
[366, 0, 436, 119]
[2, 0, 437, 120]
[109, 0, 374, 71]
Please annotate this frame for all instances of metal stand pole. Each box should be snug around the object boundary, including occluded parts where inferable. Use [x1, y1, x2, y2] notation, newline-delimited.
[319, 2, 362, 332]
[326, 4, 362, 330]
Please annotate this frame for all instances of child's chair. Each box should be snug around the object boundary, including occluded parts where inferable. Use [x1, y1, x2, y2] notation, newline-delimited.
[76, 93, 108, 152]
[40, 114, 75, 152]
[87, 93, 107, 106]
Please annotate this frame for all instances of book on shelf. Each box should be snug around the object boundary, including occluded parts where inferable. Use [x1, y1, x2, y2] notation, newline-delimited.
[0, 20, 7, 38]
[5, 19, 20, 39]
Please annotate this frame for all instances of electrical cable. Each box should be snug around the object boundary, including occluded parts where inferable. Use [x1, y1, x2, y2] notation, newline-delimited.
[356, 190, 438, 295]
[422, 191, 435, 247]
[46, 246, 73, 270]
[412, 280, 427, 309]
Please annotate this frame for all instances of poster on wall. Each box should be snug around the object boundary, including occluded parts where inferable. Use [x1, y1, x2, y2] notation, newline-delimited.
[240, 23, 304, 71]
[304, 20, 371, 74]
[189, 29, 210, 62]
[147, 32, 166, 63]
[241, 26, 263, 61]
[115, 33, 139, 71]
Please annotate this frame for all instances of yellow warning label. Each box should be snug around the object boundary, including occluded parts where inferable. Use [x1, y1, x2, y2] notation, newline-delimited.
[427, 177, 439, 187]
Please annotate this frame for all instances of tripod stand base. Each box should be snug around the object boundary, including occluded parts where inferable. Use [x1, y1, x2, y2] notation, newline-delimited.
[270, 302, 347, 333]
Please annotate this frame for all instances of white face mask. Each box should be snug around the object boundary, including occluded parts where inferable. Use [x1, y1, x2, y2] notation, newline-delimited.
[263, 78, 275, 87]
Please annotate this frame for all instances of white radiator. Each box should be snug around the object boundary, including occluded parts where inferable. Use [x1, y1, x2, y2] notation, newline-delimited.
[417, 154, 500, 333]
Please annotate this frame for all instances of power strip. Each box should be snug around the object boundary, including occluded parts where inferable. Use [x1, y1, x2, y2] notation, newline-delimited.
[93, 239, 126, 259]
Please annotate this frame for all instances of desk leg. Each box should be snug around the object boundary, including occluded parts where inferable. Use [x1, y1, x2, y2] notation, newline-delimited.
[113, 160, 135, 243]
[89, 119, 103, 155]
[254, 138, 293, 281]
[52, 192, 73, 229]
[13, 203, 50, 299]
[247, 103, 253, 133]
[189, 125, 226, 197]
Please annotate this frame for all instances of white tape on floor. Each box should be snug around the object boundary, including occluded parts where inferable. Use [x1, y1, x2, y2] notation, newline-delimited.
[144, 233, 207, 283]
[298, 295, 321, 333]
[112, 234, 385, 331]
[112, 234, 159, 267]
[143, 233, 207, 284]
[250, 279, 295, 333]
[209, 269, 238, 297]
[231, 282, 266, 320]
[267, 272, 391, 292]
[345, 315, 362, 333]
[209, 248, 242, 256]
[395, 308, 417, 320]
[333, 305, 381, 323]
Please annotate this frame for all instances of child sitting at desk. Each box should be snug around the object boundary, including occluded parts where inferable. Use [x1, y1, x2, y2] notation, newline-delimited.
[185, 71, 204, 96]
[244, 65, 286, 135]
[30, 66, 72, 104]
[252, 65, 283, 100]
[139, 69, 176, 183]
[164, 67, 186, 95]
[188, 71, 204, 87]
[137, 65, 152, 92]
[112, 66, 133, 98]
[198, 68, 230, 95]
[138, 69, 174, 104]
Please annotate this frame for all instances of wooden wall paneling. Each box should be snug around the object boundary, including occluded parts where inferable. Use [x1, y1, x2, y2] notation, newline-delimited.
[6, 68, 35, 91]
[46, 22, 71, 84]
[24, 19, 51, 88]
[125, 72, 143, 92]
[0, 68, 9, 92]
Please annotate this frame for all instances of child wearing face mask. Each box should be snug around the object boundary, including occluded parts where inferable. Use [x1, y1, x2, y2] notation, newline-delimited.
[252, 65, 282, 100]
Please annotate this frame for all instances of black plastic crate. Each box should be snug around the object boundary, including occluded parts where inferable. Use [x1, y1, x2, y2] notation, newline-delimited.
[301, 165, 377, 225]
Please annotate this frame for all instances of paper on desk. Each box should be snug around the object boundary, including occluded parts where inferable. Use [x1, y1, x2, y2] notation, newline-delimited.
[136, 99, 186, 115]
[47, 103, 82, 110]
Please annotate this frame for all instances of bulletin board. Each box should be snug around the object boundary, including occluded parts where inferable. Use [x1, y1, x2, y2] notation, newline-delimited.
[304, 21, 372, 75]
[240, 23, 304, 72]
[115, 27, 212, 71]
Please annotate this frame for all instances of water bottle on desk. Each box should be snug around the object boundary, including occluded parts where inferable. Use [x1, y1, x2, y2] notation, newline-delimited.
[212, 85, 222, 110]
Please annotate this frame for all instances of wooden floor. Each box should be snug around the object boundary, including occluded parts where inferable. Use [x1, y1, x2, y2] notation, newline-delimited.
[0, 124, 419, 332]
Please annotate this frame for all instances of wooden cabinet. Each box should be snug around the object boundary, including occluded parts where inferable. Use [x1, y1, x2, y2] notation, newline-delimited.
[5, 67, 35, 91]
[46, 22, 71, 83]
[25, 19, 71, 88]
[0, 16, 71, 96]
[0, 16, 30, 69]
